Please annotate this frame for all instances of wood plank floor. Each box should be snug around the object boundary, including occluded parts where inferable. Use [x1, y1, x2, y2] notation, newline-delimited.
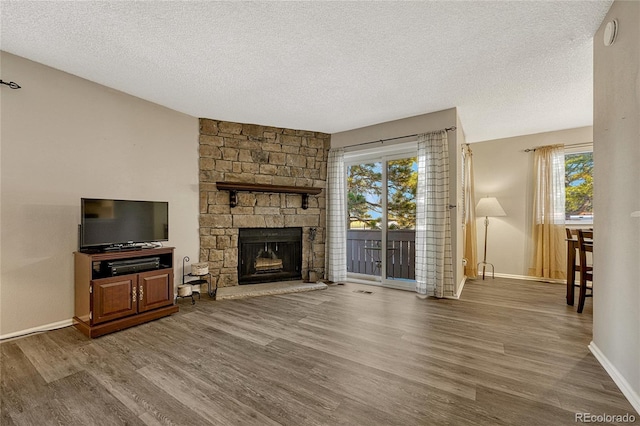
[1, 277, 638, 425]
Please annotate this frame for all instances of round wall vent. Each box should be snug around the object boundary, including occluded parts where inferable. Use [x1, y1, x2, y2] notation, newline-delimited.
[603, 19, 618, 47]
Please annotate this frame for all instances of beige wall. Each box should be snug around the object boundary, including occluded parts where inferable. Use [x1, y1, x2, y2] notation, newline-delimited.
[0, 52, 199, 337]
[592, 0, 640, 412]
[331, 108, 464, 294]
[471, 127, 592, 277]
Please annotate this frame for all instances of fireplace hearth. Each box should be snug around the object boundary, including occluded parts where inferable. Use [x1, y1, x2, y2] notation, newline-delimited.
[238, 228, 302, 285]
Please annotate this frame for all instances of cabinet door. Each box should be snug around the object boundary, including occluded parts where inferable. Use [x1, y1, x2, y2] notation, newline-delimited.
[138, 269, 173, 313]
[91, 275, 138, 325]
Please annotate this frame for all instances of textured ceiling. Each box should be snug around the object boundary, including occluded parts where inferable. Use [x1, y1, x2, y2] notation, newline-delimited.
[1, 1, 612, 142]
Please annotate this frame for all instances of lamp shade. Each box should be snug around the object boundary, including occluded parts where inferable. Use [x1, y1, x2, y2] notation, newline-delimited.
[476, 197, 506, 217]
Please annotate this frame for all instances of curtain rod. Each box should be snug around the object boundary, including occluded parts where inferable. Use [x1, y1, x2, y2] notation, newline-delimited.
[0, 79, 21, 89]
[345, 126, 457, 150]
[524, 142, 593, 152]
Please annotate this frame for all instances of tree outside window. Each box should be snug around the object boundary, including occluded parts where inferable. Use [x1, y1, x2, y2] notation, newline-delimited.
[565, 152, 593, 223]
[347, 163, 382, 229]
[347, 158, 417, 230]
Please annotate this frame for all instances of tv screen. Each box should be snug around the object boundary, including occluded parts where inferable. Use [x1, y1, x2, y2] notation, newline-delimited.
[81, 198, 168, 249]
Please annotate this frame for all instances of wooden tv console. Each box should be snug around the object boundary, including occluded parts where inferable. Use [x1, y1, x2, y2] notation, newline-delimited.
[73, 247, 178, 338]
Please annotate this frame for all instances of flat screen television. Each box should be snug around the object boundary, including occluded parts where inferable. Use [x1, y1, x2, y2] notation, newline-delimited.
[80, 198, 168, 250]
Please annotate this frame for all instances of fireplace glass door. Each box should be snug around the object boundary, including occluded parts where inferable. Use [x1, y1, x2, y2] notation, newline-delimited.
[238, 228, 302, 284]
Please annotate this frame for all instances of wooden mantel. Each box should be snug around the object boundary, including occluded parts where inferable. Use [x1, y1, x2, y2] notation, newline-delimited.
[216, 182, 322, 209]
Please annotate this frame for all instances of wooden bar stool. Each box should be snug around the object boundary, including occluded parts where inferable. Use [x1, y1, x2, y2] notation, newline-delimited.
[565, 228, 580, 305]
[576, 229, 593, 313]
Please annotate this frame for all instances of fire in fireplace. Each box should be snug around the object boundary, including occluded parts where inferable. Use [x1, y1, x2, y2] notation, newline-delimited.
[238, 227, 302, 284]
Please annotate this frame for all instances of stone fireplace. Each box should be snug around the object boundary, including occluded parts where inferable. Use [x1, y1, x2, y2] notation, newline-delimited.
[198, 119, 330, 288]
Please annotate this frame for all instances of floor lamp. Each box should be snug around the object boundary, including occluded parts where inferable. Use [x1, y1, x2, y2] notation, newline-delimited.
[476, 197, 506, 280]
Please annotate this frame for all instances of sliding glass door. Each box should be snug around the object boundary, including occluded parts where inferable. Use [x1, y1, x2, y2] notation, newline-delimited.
[346, 148, 417, 290]
[346, 161, 383, 278]
[385, 157, 417, 285]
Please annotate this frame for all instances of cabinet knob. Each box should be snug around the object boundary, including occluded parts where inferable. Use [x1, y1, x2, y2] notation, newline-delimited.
[132, 287, 137, 303]
[139, 285, 144, 302]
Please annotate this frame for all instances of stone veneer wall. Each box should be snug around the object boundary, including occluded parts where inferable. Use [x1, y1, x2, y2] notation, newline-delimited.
[198, 118, 330, 287]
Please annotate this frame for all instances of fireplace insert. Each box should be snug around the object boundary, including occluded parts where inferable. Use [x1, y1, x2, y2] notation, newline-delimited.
[238, 227, 302, 284]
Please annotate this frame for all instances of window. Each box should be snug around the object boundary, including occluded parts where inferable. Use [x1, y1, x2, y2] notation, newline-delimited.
[344, 142, 418, 288]
[565, 148, 593, 225]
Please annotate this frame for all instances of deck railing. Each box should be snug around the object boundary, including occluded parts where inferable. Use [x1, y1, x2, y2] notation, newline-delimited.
[346, 229, 416, 280]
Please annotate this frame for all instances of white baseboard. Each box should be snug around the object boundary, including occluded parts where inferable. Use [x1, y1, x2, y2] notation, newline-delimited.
[493, 272, 565, 285]
[450, 276, 467, 299]
[0, 318, 73, 341]
[589, 341, 640, 415]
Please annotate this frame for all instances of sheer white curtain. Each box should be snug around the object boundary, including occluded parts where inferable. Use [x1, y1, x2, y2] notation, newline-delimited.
[462, 145, 478, 278]
[528, 144, 566, 279]
[415, 131, 454, 297]
[325, 148, 347, 282]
